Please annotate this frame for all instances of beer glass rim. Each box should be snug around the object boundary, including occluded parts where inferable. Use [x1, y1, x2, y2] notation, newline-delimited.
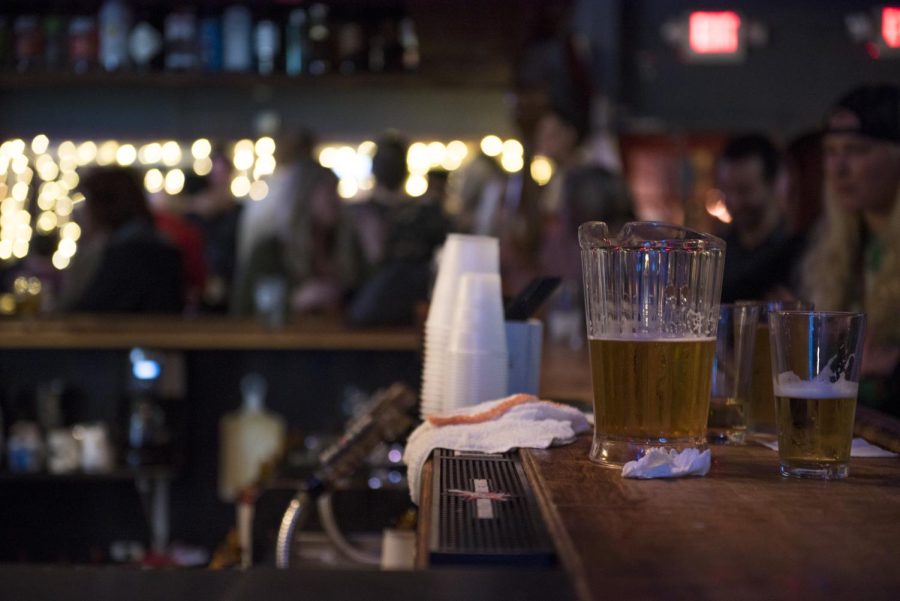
[578, 220, 725, 251]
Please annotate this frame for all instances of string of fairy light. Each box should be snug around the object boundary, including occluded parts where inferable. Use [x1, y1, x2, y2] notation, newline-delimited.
[0, 133, 554, 271]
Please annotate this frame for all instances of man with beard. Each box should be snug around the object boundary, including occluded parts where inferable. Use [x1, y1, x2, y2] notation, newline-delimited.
[717, 134, 804, 302]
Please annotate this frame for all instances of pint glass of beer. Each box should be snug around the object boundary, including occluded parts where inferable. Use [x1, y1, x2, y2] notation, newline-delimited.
[579, 221, 726, 466]
[768, 311, 866, 480]
[708, 303, 759, 445]
[745, 300, 812, 438]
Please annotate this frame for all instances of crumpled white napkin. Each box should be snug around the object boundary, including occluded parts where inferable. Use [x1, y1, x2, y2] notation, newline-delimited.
[402, 394, 591, 504]
[756, 437, 899, 457]
[621, 448, 711, 479]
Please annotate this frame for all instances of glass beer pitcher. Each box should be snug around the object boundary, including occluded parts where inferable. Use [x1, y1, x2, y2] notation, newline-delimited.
[579, 221, 726, 466]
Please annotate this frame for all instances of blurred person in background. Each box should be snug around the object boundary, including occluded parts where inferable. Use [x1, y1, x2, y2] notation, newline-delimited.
[345, 133, 449, 326]
[61, 167, 183, 313]
[716, 134, 805, 302]
[148, 179, 207, 312]
[232, 163, 344, 317]
[185, 150, 242, 312]
[802, 83, 900, 415]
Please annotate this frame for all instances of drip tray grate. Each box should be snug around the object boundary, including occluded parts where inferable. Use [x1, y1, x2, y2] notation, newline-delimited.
[428, 449, 555, 566]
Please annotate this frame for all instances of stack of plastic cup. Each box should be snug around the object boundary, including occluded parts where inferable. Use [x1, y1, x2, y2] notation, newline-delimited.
[443, 273, 509, 410]
[420, 234, 499, 417]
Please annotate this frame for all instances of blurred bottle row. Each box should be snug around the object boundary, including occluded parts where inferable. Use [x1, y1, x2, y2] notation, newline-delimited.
[1, 1, 420, 76]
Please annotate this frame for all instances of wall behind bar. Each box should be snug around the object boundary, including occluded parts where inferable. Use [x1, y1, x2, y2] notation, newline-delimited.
[621, 0, 900, 136]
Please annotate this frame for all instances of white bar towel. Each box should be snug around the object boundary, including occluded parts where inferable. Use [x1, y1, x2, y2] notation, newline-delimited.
[402, 394, 591, 504]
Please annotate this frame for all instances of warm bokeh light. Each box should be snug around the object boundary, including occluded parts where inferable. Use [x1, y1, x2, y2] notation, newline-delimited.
[705, 188, 733, 223]
[248, 180, 269, 201]
[36, 211, 58, 233]
[31, 134, 50, 155]
[60, 171, 79, 190]
[253, 155, 276, 177]
[144, 168, 164, 194]
[97, 140, 119, 166]
[57, 140, 77, 159]
[406, 142, 430, 174]
[58, 238, 77, 257]
[231, 175, 251, 197]
[337, 178, 358, 199]
[502, 139, 524, 157]
[358, 140, 376, 156]
[530, 155, 554, 186]
[161, 141, 182, 166]
[11, 182, 29, 202]
[52, 251, 70, 270]
[139, 142, 162, 165]
[55, 196, 73, 217]
[426, 141, 446, 167]
[318, 147, 336, 168]
[61, 222, 81, 240]
[115, 144, 137, 166]
[234, 139, 254, 156]
[233, 150, 254, 171]
[480, 135, 503, 157]
[193, 157, 213, 176]
[164, 169, 185, 195]
[191, 138, 212, 160]
[500, 152, 524, 173]
[404, 174, 428, 197]
[77, 141, 98, 165]
[255, 137, 276, 156]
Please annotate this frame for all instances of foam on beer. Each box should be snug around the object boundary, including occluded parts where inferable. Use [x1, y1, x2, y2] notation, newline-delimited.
[774, 371, 858, 399]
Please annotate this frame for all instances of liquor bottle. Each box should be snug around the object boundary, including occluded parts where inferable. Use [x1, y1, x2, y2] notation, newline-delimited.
[13, 15, 43, 72]
[164, 6, 198, 71]
[223, 4, 253, 72]
[98, 0, 131, 72]
[68, 14, 98, 74]
[198, 2, 223, 72]
[254, 17, 280, 75]
[307, 3, 332, 76]
[336, 21, 365, 75]
[399, 16, 419, 71]
[129, 8, 163, 72]
[284, 8, 308, 76]
[43, 13, 67, 71]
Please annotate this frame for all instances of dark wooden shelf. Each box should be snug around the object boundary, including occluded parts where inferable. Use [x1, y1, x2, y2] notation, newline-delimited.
[0, 69, 508, 92]
[0, 466, 173, 483]
[0, 315, 421, 351]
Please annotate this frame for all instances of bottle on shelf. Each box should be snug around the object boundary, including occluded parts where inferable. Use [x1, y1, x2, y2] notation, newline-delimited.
[336, 20, 365, 75]
[68, 14, 98, 74]
[198, 2, 223, 72]
[399, 16, 419, 71]
[222, 4, 253, 72]
[129, 8, 163, 72]
[164, 6, 198, 71]
[98, 0, 131, 72]
[307, 3, 332, 76]
[43, 12, 67, 71]
[284, 8, 308, 76]
[218, 373, 286, 502]
[13, 14, 43, 72]
[254, 14, 280, 76]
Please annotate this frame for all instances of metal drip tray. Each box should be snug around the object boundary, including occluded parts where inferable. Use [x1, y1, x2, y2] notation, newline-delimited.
[428, 449, 555, 566]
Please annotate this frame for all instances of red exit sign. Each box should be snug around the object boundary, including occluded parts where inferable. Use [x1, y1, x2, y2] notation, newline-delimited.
[883, 6, 900, 48]
[689, 11, 742, 54]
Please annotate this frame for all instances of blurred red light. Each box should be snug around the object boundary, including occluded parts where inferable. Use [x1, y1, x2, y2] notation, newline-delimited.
[689, 11, 741, 54]
[883, 7, 900, 48]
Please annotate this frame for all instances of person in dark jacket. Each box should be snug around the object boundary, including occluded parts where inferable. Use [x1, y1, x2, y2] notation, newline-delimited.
[64, 167, 183, 313]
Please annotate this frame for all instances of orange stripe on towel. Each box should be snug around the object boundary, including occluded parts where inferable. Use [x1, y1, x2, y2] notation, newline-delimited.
[426, 394, 538, 427]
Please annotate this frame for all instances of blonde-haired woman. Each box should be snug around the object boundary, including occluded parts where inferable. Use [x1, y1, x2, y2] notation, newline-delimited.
[802, 84, 900, 414]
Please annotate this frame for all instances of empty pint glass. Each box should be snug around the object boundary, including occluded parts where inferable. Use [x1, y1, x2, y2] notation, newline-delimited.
[579, 221, 725, 466]
[768, 311, 865, 480]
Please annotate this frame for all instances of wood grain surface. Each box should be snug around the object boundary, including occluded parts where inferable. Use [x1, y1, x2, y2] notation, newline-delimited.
[522, 435, 900, 601]
[0, 315, 420, 350]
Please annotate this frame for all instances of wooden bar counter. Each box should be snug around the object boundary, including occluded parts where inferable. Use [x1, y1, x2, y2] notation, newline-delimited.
[521, 435, 900, 601]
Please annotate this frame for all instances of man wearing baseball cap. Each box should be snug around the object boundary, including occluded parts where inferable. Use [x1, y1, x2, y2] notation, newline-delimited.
[802, 83, 900, 415]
